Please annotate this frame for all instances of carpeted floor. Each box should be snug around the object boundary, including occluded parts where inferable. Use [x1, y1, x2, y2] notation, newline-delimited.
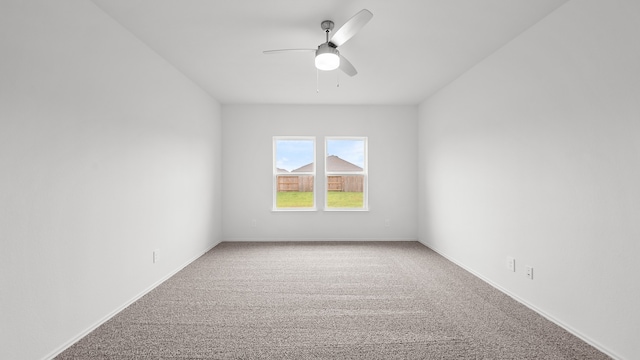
[57, 241, 609, 359]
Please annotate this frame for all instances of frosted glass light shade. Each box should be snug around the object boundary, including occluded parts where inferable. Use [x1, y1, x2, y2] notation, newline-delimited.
[315, 45, 340, 71]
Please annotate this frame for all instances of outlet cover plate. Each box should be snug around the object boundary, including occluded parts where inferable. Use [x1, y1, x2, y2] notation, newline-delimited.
[526, 266, 533, 279]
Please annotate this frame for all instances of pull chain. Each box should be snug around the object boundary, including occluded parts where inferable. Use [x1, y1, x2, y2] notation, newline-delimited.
[337, 70, 340, 87]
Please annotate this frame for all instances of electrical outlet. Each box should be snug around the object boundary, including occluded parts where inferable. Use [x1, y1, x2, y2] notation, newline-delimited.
[251, 219, 257, 228]
[506, 257, 515, 272]
[384, 219, 391, 227]
[153, 249, 160, 263]
[526, 266, 533, 279]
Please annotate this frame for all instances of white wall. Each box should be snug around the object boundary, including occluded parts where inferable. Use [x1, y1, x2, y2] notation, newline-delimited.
[0, 1, 222, 359]
[418, 0, 640, 358]
[222, 105, 417, 241]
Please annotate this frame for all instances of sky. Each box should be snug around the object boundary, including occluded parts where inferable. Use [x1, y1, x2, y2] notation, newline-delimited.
[275, 138, 365, 172]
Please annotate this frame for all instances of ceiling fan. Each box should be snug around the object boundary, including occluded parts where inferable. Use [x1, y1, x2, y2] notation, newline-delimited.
[263, 9, 373, 77]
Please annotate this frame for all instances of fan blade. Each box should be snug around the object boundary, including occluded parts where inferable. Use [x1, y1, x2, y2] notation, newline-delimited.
[330, 9, 373, 47]
[263, 49, 315, 54]
[339, 55, 357, 77]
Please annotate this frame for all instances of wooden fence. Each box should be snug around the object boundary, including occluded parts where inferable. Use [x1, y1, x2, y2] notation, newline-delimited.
[277, 175, 363, 192]
[327, 175, 364, 192]
[277, 175, 314, 192]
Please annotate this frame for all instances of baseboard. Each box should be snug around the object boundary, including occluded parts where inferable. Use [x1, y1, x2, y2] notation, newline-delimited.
[222, 237, 419, 242]
[42, 241, 221, 360]
[417, 240, 622, 360]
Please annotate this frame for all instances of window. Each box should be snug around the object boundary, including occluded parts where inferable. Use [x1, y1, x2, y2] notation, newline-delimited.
[273, 137, 316, 210]
[325, 137, 368, 210]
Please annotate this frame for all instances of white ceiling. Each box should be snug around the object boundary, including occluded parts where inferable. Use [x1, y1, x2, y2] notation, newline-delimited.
[91, 0, 568, 105]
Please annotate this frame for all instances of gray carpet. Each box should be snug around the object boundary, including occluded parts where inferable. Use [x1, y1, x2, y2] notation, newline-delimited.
[57, 241, 609, 359]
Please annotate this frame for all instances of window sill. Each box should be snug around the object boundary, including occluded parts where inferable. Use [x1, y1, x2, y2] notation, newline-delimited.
[272, 208, 318, 212]
[323, 208, 369, 212]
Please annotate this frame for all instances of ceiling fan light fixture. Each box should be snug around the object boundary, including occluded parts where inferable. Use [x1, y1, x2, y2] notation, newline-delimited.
[315, 44, 340, 71]
[264, 9, 372, 77]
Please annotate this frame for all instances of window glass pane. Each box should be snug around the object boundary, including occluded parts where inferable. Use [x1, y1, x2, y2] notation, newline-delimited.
[325, 138, 367, 210]
[327, 174, 364, 208]
[276, 175, 315, 208]
[276, 139, 314, 173]
[274, 138, 315, 209]
[326, 139, 365, 172]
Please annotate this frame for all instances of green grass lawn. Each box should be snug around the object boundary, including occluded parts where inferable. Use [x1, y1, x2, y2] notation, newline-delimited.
[276, 191, 363, 208]
[327, 192, 363, 208]
[276, 192, 314, 208]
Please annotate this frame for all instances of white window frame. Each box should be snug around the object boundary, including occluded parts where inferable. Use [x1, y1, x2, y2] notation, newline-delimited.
[273, 136, 317, 211]
[324, 136, 368, 211]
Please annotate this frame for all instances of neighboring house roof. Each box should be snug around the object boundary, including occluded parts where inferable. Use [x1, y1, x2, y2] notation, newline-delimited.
[276, 168, 290, 173]
[291, 163, 313, 173]
[326, 155, 363, 172]
[291, 155, 362, 173]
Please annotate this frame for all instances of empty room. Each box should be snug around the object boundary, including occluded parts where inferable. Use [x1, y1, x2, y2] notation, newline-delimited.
[1, 0, 638, 359]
